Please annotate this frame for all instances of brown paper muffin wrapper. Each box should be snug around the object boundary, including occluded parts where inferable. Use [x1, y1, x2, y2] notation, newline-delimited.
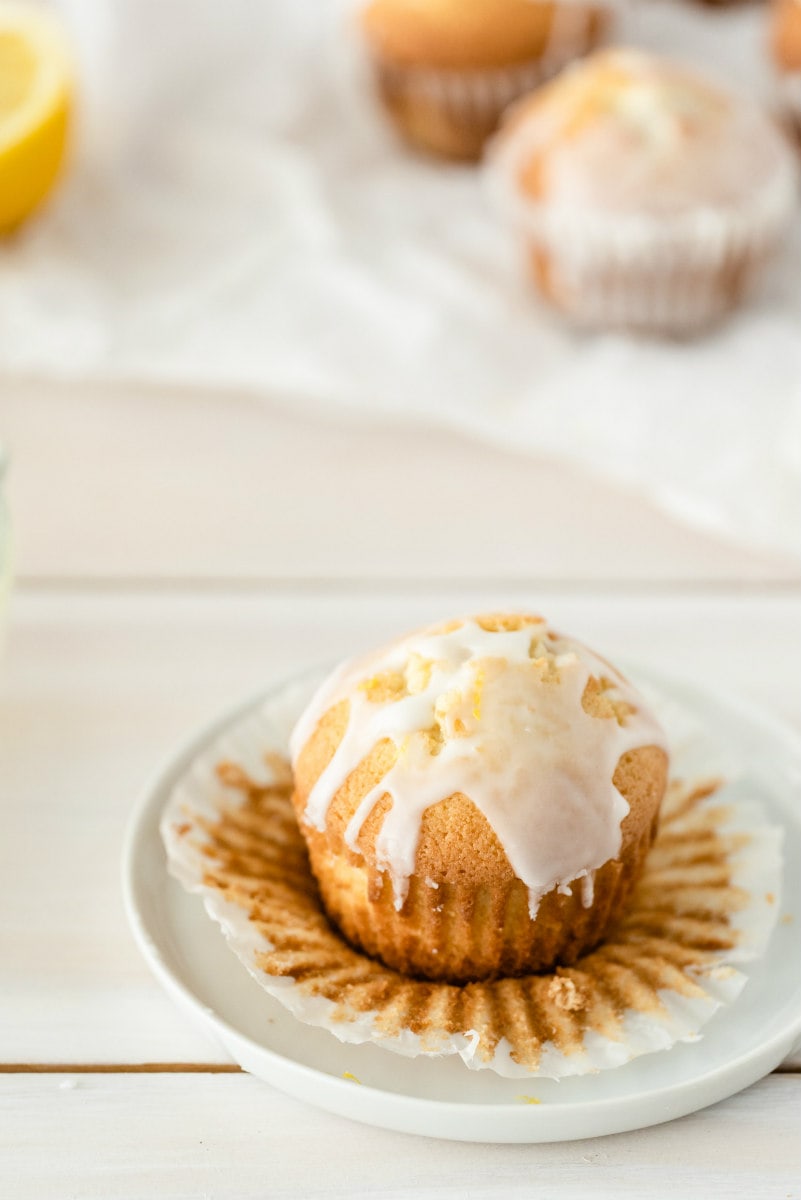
[162, 675, 782, 1079]
[367, 5, 607, 160]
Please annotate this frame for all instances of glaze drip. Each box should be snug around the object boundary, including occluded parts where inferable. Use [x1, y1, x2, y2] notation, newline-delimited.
[290, 617, 667, 914]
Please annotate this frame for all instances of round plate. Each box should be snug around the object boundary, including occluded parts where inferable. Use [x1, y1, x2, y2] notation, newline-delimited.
[123, 665, 801, 1143]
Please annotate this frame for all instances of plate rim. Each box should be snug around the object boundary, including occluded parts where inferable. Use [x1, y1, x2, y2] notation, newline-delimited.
[122, 661, 801, 1143]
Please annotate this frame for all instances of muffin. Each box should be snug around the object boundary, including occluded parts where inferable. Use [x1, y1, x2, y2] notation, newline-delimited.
[290, 613, 668, 984]
[488, 48, 798, 334]
[771, 0, 801, 137]
[360, 0, 609, 161]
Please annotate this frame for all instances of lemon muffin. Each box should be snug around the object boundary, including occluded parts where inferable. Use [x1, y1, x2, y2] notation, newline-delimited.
[771, 0, 801, 137]
[360, 0, 609, 161]
[290, 613, 668, 984]
[488, 48, 798, 333]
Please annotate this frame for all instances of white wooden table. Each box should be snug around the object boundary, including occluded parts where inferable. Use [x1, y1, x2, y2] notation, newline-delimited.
[1, 379, 800, 1198]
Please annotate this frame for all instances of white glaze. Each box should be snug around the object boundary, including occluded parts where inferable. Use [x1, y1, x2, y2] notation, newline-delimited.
[290, 617, 666, 913]
[494, 49, 797, 219]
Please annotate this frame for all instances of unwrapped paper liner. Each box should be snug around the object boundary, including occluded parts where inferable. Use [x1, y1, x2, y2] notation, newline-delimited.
[162, 674, 782, 1079]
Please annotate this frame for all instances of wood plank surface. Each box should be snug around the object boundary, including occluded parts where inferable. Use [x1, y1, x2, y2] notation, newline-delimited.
[1, 586, 798, 1066]
[2, 378, 799, 1190]
[1, 1073, 799, 1199]
[2, 379, 797, 585]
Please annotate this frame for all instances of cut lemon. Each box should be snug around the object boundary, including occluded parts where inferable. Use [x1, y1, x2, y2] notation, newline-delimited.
[0, 1, 73, 232]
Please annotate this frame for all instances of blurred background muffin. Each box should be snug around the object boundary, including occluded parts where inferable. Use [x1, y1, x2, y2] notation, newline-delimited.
[488, 47, 798, 333]
[360, 0, 610, 160]
[771, 0, 801, 136]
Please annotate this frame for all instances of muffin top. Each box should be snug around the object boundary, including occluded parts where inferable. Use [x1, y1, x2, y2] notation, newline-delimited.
[290, 614, 666, 916]
[360, 0, 601, 71]
[772, 0, 801, 71]
[493, 48, 796, 217]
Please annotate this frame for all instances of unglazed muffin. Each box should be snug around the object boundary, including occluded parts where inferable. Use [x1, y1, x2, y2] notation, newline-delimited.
[771, 0, 801, 136]
[360, 0, 609, 161]
[290, 613, 668, 984]
[488, 48, 798, 333]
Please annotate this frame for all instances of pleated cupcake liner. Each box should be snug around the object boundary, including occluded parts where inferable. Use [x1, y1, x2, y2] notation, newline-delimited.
[162, 673, 782, 1079]
[367, 4, 608, 158]
[777, 70, 801, 138]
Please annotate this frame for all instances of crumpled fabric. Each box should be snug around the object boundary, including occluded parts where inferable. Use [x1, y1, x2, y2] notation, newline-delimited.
[1, 0, 799, 556]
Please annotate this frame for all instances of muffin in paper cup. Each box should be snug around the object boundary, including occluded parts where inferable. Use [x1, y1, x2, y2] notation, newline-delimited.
[162, 621, 782, 1080]
[487, 48, 799, 334]
[359, 0, 612, 161]
[289, 614, 668, 983]
[771, 0, 801, 139]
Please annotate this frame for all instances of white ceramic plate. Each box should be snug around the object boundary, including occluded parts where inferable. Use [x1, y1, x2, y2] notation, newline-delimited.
[123, 665, 801, 1143]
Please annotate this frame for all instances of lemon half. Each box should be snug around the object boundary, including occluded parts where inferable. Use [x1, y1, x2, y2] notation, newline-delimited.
[0, 1, 73, 232]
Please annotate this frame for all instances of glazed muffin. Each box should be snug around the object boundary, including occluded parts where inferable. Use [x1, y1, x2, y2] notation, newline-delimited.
[290, 613, 668, 984]
[488, 48, 798, 334]
[360, 0, 609, 161]
[771, 0, 801, 136]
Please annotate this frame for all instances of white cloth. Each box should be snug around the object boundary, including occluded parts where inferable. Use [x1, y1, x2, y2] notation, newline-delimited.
[1, 0, 799, 556]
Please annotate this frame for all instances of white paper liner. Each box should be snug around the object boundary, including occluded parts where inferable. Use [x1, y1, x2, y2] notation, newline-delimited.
[162, 671, 782, 1079]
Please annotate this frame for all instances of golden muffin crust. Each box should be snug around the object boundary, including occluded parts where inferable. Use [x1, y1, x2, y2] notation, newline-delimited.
[294, 672, 665, 892]
[361, 0, 603, 70]
[772, 0, 801, 71]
